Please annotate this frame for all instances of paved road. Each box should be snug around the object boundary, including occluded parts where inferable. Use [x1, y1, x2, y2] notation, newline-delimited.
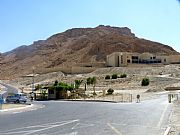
[0, 94, 172, 135]
[0, 82, 18, 94]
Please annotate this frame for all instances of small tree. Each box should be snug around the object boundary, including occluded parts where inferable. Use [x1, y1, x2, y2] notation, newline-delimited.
[91, 77, 96, 95]
[107, 88, 114, 95]
[112, 74, 118, 79]
[74, 80, 83, 89]
[54, 80, 58, 86]
[105, 75, 111, 79]
[86, 77, 97, 95]
[86, 77, 92, 85]
[141, 78, 150, 86]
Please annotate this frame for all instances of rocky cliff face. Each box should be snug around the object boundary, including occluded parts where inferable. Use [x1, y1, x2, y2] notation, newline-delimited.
[0, 25, 178, 79]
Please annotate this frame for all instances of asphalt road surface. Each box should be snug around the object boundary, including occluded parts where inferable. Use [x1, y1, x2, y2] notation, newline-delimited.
[0, 82, 18, 94]
[0, 94, 172, 135]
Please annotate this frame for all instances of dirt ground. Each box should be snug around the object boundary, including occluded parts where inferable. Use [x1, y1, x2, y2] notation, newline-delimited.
[5, 64, 180, 95]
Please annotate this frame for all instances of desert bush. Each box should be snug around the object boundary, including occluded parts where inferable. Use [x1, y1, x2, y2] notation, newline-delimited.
[120, 73, 127, 78]
[141, 78, 150, 86]
[112, 74, 118, 79]
[105, 75, 111, 79]
[107, 88, 114, 95]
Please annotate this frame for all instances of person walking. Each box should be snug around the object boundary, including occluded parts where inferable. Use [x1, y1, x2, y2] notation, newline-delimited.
[137, 94, 140, 103]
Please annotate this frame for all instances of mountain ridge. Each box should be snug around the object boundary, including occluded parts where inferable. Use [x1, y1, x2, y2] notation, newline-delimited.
[0, 25, 178, 79]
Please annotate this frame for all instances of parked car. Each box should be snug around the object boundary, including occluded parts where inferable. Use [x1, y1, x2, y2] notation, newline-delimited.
[0, 98, 3, 104]
[6, 93, 27, 103]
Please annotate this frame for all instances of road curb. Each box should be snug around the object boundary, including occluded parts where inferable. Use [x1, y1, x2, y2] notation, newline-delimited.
[164, 127, 171, 135]
[0, 104, 34, 112]
[52, 99, 133, 103]
[37, 99, 119, 103]
[63, 99, 118, 103]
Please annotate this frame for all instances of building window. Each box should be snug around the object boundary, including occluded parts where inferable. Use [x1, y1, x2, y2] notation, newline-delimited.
[49, 90, 54, 94]
[132, 56, 138, 59]
[132, 56, 139, 63]
[164, 59, 166, 62]
[121, 55, 123, 64]
[127, 60, 131, 63]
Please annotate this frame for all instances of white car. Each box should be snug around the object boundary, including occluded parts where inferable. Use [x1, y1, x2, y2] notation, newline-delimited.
[6, 93, 27, 103]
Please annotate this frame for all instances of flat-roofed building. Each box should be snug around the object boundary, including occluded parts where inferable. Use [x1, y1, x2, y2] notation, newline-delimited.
[107, 52, 180, 67]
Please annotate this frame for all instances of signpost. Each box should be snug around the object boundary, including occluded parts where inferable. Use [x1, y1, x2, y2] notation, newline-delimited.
[165, 87, 180, 103]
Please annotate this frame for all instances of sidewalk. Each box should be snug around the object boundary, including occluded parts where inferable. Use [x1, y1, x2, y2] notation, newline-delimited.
[0, 103, 33, 112]
[169, 100, 180, 135]
[2, 104, 27, 109]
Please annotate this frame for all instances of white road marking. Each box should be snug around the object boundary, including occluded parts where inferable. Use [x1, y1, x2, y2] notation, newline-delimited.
[23, 119, 79, 135]
[48, 131, 78, 135]
[107, 123, 123, 135]
[157, 103, 169, 128]
[0, 119, 79, 135]
[71, 123, 80, 129]
[1, 130, 37, 135]
[71, 123, 94, 129]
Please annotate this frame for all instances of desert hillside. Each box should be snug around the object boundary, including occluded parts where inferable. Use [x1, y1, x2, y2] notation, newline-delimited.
[0, 25, 178, 79]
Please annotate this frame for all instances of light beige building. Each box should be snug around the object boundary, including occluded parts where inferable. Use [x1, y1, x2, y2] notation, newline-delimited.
[107, 52, 180, 67]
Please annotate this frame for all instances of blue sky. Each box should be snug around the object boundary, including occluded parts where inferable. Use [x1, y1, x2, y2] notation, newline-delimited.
[0, 0, 180, 53]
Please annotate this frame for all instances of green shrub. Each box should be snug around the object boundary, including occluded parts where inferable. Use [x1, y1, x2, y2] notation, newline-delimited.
[49, 82, 74, 91]
[141, 78, 150, 86]
[86, 77, 92, 85]
[105, 75, 111, 79]
[107, 88, 114, 95]
[112, 74, 118, 79]
[120, 73, 127, 78]
[54, 80, 58, 86]
[87, 77, 96, 85]
[75, 80, 83, 89]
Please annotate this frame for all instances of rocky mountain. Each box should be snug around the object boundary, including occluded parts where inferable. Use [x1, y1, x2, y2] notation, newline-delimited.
[0, 25, 178, 79]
